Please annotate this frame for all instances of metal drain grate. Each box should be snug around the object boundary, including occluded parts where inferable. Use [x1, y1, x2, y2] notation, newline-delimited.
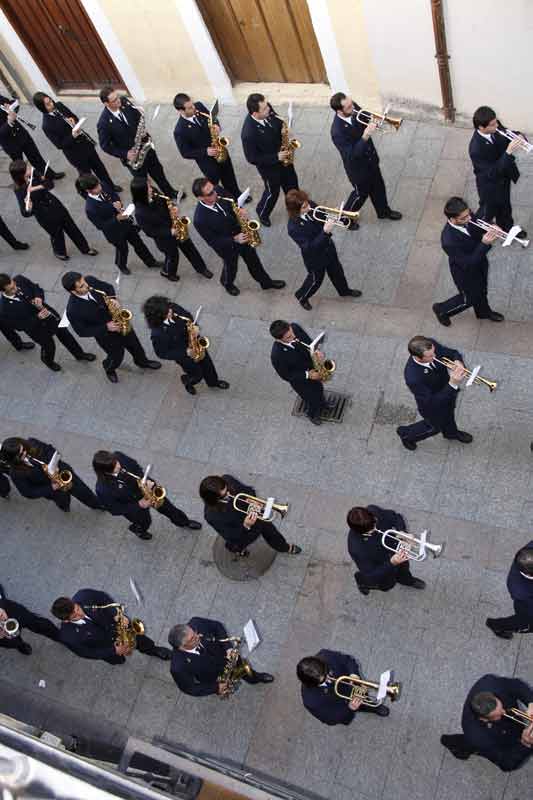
[292, 390, 352, 423]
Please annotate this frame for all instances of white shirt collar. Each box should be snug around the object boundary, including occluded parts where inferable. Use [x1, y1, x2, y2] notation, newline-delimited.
[199, 200, 219, 212]
[2, 293, 18, 300]
[413, 356, 435, 367]
[448, 220, 470, 236]
[337, 112, 352, 125]
[477, 130, 493, 142]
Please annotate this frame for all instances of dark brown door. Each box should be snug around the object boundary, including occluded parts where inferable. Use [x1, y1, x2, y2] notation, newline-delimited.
[196, 0, 327, 83]
[1, 0, 125, 92]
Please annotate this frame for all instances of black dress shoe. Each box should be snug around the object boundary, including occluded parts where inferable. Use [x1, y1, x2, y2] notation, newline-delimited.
[129, 523, 152, 540]
[341, 289, 362, 298]
[255, 672, 274, 683]
[309, 416, 322, 426]
[378, 209, 402, 221]
[440, 736, 471, 759]
[17, 641, 32, 656]
[486, 619, 513, 639]
[186, 520, 202, 530]
[225, 284, 240, 296]
[12, 241, 29, 250]
[151, 646, 172, 660]
[354, 574, 370, 595]
[17, 342, 35, 351]
[43, 360, 62, 372]
[263, 280, 285, 290]
[0, 492, 9, 499]
[119, 266, 131, 275]
[160, 270, 180, 282]
[54, 253, 69, 261]
[369, 704, 390, 717]
[396, 427, 417, 450]
[258, 216, 271, 227]
[348, 220, 360, 231]
[146, 260, 165, 269]
[449, 430, 473, 444]
[432, 303, 451, 327]
[486, 311, 505, 322]
[184, 382, 197, 395]
[288, 544, 302, 554]
[216, 380, 230, 389]
[139, 360, 162, 370]
[50, 171, 65, 180]
[201, 269, 213, 279]
[85, 248, 99, 256]
[106, 370, 119, 383]
[77, 352, 96, 362]
[112, 184, 123, 192]
[298, 298, 312, 311]
[405, 578, 426, 590]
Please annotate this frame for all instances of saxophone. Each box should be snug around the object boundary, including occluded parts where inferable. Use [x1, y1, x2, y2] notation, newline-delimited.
[120, 467, 167, 509]
[152, 191, 190, 241]
[175, 313, 209, 363]
[221, 197, 261, 248]
[126, 101, 152, 170]
[278, 117, 301, 167]
[90, 287, 132, 336]
[24, 453, 73, 492]
[216, 636, 253, 699]
[86, 603, 145, 651]
[198, 110, 229, 163]
[295, 337, 336, 382]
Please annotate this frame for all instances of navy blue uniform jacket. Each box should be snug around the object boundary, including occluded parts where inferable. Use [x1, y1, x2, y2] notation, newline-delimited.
[469, 127, 520, 204]
[174, 101, 219, 174]
[404, 339, 463, 425]
[302, 649, 361, 726]
[149, 303, 191, 362]
[97, 98, 142, 161]
[59, 588, 124, 664]
[462, 674, 533, 771]
[41, 102, 94, 166]
[241, 106, 283, 176]
[270, 323, 314, 388]
[193, 194, 240, 260]
[204, 475, 264, 550]
[66, 276, 115, 345]
[347, 505, 407, 582]
[85, 191, 128, 246]
[170, 616, 230, 696]
[330, 108, 380, 186]
[441, 219, 492, 295]
[507, 541, 533, 621]
[288, 202, 337, 271]
[0, 275, 58, 335]
[14, 177, 67, 235]
[95, 451, 144, 517]
[0, 95, 34, 153]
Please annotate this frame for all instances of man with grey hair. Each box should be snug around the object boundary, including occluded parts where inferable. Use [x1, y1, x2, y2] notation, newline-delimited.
[168, 616, 273, 697]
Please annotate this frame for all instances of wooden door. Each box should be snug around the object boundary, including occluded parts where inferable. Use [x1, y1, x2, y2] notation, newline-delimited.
[1, 0, 125, 92]
[196, 0, 327, 84]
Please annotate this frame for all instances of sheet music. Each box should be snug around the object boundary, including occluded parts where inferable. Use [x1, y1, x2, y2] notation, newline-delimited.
[287, 100, 294, 130]
[152, 105, 160, 122]
[9, 100, 19, 112]
[141, 464, 151, 486]
[377, 669, 391, 702]
[123, 203, 135, 217]
[58, 310, 70, 329]
[71, 117, 86, 134]
[210, 98, 219, 119]
[243, 619, 261, 652]
[309, 331, 325, 353]
[47, 451, 61, 475]
[193, 305, 202, 325]
[237, 187, 250, 208]
[129, 576, 145, 606]
[43, 160, 49, 178]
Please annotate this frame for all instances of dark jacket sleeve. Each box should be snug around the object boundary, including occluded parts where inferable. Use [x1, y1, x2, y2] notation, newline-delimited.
[442, 237, 492, 269]
[332, 124, 371, 164]
[288, 218, 332, 257]
[470, 141, 516, 183]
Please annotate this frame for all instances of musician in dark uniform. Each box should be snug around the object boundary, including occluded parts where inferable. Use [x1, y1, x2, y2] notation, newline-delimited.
[286, 188, 362, 310]
[131, 176, 211, 283]
[0, 213, 28, 251]
[1, 436, 102, 513]
[0, 273, 95, 371]
[193, 177, 285, 296]
[241, 93, 299, 226]
[297, 650, 390, 725]
[486, 542, 533, 639]
[9, 160, 98, 261]
[432, 196, 504, 327]
[441, 674, 533, 770]
[142, 295, 229, 396]
[173, 94, 247, 201]
[396, 335, 471, 451]
[347, 505, 425, 596]
[61, 272, 161, 384]
[0, 95, 64, 180]
[199, 474, 301, 556]
[469, 105, 526, 235]
[330, 93, 401, 221]
[97, 87, 178, 197]
[92, 449, 201, 541]
[51, 588, 171, 663]
[168, 616, 273, 696]
[0, 583, 59, 656]
[77, 175, 161, 275]
[269, 320, 332, 426]
[33, 92, 120, 191]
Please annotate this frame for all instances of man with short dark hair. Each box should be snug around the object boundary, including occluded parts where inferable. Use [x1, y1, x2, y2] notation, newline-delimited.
[469, 105, 526, 235]
[0, 94, 64, 180]
[329, 92, 401, 221]
[432, 196, 503, 327]
[347, 505, 425, 596]
[486, 543, 533, 639]
[297, 650, 390, 725]
[0, 583, 59, 656]
[396, 335, 471, 451]
[241, 93, 299, 226]
[441, 674, 533, 770]
[192, 177, 285, 296]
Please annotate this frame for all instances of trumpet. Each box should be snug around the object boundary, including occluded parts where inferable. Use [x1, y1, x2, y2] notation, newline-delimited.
[225, 492, 289, 522]
[503, 707, 533, 727]
[355, 106, 402, 132]
[380, 528, 444, 562]
[0, 618, 20, 638]
[334, 671, 402, 707]
[495, 127, 533, 154]
[433, 356, 497, 392]
[468, 217, 529, 248]
[311, 205, 360, 228]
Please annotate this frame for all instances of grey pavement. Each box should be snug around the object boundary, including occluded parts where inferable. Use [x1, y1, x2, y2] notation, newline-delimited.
[1, 100, 533, 799]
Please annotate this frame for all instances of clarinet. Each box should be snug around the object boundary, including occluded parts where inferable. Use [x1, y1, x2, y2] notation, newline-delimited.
[55, 108, 96, 146]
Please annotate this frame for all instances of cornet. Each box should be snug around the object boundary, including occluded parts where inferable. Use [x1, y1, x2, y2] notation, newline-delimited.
[495, 127, 533, 154]
[334, 671, 401, 706]
[380, 528, 444, 562]
[0, 618, 20, 638]
[355, 106, 402, 132]
[503, 707, 533, 727]
[311, 205, 360, 228]
[468, 217, 529, 249]
[433, 356, 497, 392]
[225, 492, 289, 522]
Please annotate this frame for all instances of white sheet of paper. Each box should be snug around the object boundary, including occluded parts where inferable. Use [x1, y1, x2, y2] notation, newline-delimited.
[152, 105, 160, 122]
[43, 160, 50, 178]
[129, 576, 145, 606]
[9, 100, 19, 112]
[237, 187, 250, 208]
[309, 331, 325, 353]
[193, 305, 202, 324]
[47, 451, 61, 475]
[466, 364, 481, 387]
[58, 310, 70, 328]
[123, 203, 135, 217]
[377, 669, 391, 702]
[115, 270, 121, 286]
[141, 464, 150, 485]
[243, 619, 260, 652]
[210, 98, 219, 119]
[287, 100, 293, 130]
[71, 117, 86, 134]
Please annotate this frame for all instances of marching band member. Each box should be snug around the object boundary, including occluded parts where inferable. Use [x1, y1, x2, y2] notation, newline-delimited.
[269, 320, 333, 426]
[297, 650, 390, 725]
[486, 542, 533, 639]
[441, 674, 533, 770]
[173, 93, 248, 201]
[61, 272, 161, 383]
[199, 474, 301, 556]
[131, 176, 211, 282]
[0, 583, 59, 656]
[469, 105, 527, 236]
[330, 93, 401, 222]
[0, 213, 28, 251]
[33, 92, 120, 191]
[168, 617, 273, 696]
[0, 94, 64, 180]
[97, 87, 178, 197]
[77, 175, 162, 275]
[285, 188, 362, 310]
[432, 196, 504, 327]
[1, 436, 102, 513]
[347, 505, 425, 595]
[51, 589, 171, 663]
[396, 336, 472, 451]
[9, 160, 98, 262]
[241, 93, 299, 226]
[92, 450, 202, 540]
[142, 295, 229, 396]
[192, 177, 285, 296]
[0, 273, 95, 372]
